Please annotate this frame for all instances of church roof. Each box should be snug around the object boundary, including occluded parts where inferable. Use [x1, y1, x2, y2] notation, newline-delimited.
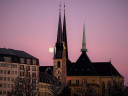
[67, 52, 122, 77]
[92, 62, 122, 76]
[67, 52, 98, 76]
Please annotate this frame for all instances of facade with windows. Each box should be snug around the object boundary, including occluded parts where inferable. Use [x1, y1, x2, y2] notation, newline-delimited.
[0, 48, 39, 96]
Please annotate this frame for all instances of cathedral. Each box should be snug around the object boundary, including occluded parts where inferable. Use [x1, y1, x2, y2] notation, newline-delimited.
[52, 5, 124, 96]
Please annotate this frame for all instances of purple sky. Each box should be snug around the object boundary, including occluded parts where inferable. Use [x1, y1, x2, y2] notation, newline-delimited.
[0, 0, 128, 85]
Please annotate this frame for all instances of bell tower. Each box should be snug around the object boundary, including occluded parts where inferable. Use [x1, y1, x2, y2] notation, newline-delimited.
[53, 4, 67, 84]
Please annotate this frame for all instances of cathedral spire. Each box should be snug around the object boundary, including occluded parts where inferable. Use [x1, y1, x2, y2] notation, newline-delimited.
[57, 4, 62, 44]
[55, 4, 63, 58]
[63, 4, 68, 59]
[81, 23, 87, 52]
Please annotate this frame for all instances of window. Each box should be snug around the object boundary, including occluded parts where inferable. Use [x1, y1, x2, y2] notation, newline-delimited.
[76, 80, 79, 85]
[33, 59, 37, 65]
[15, 71, 17, 75]
[57, 61, 60, 68]
[8, 70, 10, 74]
[8, 77, 10, 81]
[26, 72, 30, 77]
[4, 77, 6, 81]
[11, 84, 14, 88]
[26, 65, 30, 71]
[32, 73, 36, 77]
[7, 84, 10, 88]
[11, 77, 14, 81]
[0, 90, 2, 94]
[32, 66, 36, 71]
[4, 57, 12, 62]
[12, 71, 14, 75]
[4, 70, 6, 74]
[11, 64, 17, 68]
[0, 56, 3, 61]
[3, 84, 6, 88]
[32, 79, 36, 84]
[0, 77, 3, 80]
[20, 71, 24, 77]
[0, 84, 2, 87]
[3, 91, 6, 94]
[20, 58, 25, 64]
[20, 65, 24, 70]
[27, 59, 30, 64]
[0, 70, 3, 74]
[1, 63, 7, 67]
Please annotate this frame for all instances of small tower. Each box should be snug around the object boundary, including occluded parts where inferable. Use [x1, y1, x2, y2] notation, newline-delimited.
[81, 23, 87, 52]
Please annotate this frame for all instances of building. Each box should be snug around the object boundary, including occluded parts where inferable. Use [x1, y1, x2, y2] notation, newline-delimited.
[53, 5, 124, 96]
[0, 48, 39, 96]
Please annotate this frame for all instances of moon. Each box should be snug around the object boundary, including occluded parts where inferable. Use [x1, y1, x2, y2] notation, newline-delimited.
[49, 48, 54, 53]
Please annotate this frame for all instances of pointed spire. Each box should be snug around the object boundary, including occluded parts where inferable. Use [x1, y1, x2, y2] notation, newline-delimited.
[63, 3, 68, 59]
[81, 23, 87, 52]
[57, 4, 62, 44]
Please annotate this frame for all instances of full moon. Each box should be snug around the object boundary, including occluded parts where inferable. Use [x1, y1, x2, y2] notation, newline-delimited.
[49, 48, 54, 53]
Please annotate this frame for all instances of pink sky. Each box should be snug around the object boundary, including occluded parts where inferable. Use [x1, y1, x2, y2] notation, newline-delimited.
[0, 0, 128, 85]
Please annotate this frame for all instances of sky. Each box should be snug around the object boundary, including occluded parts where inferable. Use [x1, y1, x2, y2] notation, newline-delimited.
[0, 0, 128, 85]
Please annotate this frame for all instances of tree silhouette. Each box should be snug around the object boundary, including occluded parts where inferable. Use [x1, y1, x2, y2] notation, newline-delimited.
[10, 69, 38, 96]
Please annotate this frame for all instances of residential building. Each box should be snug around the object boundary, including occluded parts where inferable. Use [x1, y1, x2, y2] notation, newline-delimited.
[0, 48, 39, 96]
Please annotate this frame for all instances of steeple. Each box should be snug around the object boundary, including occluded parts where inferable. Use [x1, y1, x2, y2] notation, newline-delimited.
[81, 23, 87, 52]
[57, 4, 63, 44]
[55, 4, 63, 58]
[63, 4, 68, 59]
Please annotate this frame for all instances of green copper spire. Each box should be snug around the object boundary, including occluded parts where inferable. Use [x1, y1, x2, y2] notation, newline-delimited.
[81, 23, 87, 52]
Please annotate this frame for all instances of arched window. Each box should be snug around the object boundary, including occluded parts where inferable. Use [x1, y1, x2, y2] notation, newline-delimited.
[57, 61, 60, 68]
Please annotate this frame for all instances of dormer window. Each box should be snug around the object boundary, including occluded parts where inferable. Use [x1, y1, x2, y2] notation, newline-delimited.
[20, 58, 25, 64]
[4, 57, 11, 63]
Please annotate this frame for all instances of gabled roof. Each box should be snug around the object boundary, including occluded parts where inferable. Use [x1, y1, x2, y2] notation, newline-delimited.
[0, 48, 37, 59]
[92, 62, 122, 76]
[67, 52, 98, 76]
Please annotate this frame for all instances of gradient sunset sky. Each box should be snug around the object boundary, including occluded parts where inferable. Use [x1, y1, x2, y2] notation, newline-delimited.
[0, 0, 128, 85]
